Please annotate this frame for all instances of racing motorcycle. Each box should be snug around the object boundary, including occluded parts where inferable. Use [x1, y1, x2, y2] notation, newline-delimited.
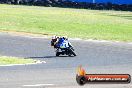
[55, 46, 76, 57]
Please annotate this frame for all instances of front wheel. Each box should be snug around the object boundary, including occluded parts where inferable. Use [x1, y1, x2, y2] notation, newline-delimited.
[69, 47, 77, 56]
[71, 50, 76, 56]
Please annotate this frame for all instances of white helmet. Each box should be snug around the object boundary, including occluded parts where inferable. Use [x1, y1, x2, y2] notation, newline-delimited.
[52, 35, 57, 39]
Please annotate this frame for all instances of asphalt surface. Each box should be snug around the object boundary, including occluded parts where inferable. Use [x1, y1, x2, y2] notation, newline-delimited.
[0, 33, 132, 88]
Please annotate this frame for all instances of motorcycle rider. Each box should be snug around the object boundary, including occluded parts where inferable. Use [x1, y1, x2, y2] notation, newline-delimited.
[51, 35, 59, 48]
[57, 37, 69, 48]
[51, 36, 76, 56]
[51, 36, 73, 49]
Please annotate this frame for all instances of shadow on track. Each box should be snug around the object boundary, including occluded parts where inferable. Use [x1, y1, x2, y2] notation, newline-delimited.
[25, 55, 72, 59]
[25, 56, 56, 59]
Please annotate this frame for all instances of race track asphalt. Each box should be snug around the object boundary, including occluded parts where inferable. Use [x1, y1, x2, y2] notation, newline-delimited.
[0, 33, 132, 88]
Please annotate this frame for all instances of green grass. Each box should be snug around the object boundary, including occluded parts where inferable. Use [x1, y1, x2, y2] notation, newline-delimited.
[0, 4, 132, 41]
[0, 56, 34, 65]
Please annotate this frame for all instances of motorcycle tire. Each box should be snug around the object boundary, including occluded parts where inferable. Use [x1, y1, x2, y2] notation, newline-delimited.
[70, 49, 77, 56]
[68, 54, 72, 57]
[72, 51, 77, 56]
[56, 52, 60, 56]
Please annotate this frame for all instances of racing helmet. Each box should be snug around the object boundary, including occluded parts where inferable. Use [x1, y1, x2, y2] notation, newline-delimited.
[52, 35, 57, 39]
[62, 36, 68, 40]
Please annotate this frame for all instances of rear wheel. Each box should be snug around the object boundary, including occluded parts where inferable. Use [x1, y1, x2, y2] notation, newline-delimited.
[56, 52, 60, 56]
[68, 54, 72, 57]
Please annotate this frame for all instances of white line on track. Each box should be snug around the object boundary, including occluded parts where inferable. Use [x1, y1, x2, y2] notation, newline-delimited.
[23, 84, 54, 87]
[0, 61, 46, 67]
[0, 63, 37, 67]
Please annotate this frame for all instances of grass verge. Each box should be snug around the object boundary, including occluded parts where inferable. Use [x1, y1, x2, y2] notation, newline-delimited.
[0, 4, 132, 41]
[0, 56, 35, 65]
